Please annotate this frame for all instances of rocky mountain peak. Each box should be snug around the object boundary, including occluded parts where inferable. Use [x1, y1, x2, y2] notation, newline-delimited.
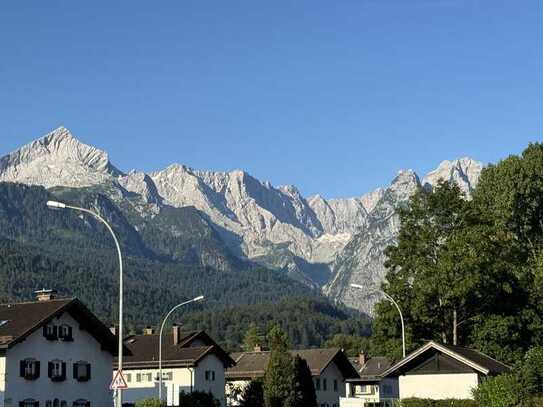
[422, 157, 482, 197]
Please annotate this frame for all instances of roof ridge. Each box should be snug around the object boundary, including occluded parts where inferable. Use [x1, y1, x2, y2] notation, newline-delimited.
[0, 297, 75, 306]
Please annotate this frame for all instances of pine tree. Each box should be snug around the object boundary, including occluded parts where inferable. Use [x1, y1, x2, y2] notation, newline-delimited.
[264, 325, 295, 407]
[292, 356, 317, 407]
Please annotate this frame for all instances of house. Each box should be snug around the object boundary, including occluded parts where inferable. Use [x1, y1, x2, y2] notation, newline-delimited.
[340, 353, 398, 407]
[0, 290, 118, 407]
[381, 341, 511, 400]
[226, 348, 359, 407]
[115, 327, 235, 407]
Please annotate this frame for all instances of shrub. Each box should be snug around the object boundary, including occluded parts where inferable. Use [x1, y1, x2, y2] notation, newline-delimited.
[473, 373, 528, 407]
[135, 399, 166, 407]
[178, 391, 219, 407]
[401, 399, 434, 407]
[400, 399, 477, 407]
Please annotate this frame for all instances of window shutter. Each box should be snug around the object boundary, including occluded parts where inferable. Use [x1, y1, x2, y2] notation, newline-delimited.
[35, 361, 40, 379]
[52, 325, 58, 339]
[34, 402, 39, 407]
[19, 402, 24, 407]
[86, 363, 91, 380]
[20, 360, 25, 377]
[68, 326, 73, 340]
[73, 362, 78, 379]
[61, 362, 66, 380]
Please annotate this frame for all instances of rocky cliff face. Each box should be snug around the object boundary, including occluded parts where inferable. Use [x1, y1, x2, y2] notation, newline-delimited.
[0, 127, 483, 313]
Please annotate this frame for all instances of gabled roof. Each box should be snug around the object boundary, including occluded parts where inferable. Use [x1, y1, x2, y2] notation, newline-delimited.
[117, 330, 235, 369]
[226, 348, 358, 380]
[348, 356, 392, 382]
[382, 341, 511, 377]
[0, 297, 118, 354]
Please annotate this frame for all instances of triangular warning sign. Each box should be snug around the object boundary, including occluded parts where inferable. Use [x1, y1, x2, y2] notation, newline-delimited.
[110, 369, 129, 390]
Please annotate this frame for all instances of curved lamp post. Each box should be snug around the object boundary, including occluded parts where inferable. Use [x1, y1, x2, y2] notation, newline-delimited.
[158, 295, 204, 401]
[47, 200, 125, 406]
[350, 283, 406, 358]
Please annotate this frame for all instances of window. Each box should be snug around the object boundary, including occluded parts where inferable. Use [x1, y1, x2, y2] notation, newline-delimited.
[136, 373, 142, 382]
[43, 323, 58, 340]
[205, 370, 215, 381]
[73, 400, 90, 407]
[333, 379, 338, 392]
[20, 399, 38, 407]
[61, 402, 67, 407]
[146, 373, 152, 382]
[59, 324, 73, 341]
[20, 358, 40, 380]
[126, 373, 132, 382]
[48, 359, 66, 382]
[383, 384, 392, 395]
[323, 378, 327, 391]
[73, 361, 91, 382]
[315, 378, 320, 391]
[166, 371, 173, 380]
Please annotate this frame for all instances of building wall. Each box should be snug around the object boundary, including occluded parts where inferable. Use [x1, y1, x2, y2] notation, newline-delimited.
[193, 354, 226, 407]
[0, 354, 6, 406]
[315, 362, 345, 407]
[4, 312, 113, 406]
[122, 354, 226, 407]
[399, 373, 479, 400]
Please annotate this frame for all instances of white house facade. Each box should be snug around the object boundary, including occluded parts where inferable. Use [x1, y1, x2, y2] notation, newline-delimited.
[116, 328, 234, 407]
[381, 341, 511, 401]
[226, 348, 358, 407]
[0, 292, 118, 407]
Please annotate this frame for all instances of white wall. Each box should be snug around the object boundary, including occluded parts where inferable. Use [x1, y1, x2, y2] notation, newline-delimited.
[122, 354, 226, 407]
[4, 312, 113, 406]
[0, 354, 6, 406]
[399, 373, 479, 400]
[315, 362, 345, 407]
[194, 354, 226, 407]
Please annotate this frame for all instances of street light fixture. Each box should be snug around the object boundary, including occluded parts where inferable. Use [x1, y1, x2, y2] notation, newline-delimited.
[158, 295, 205, 402]
[47, 200, 125, 406]
[350, 283, 406, 358]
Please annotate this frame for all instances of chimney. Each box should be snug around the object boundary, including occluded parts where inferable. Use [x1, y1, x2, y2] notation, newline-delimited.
[172, 324, 181, 345]
[143, 326, 155, 335]
[253, 345, 262, 352]
[35, 289, 57, 302]
[109, 325, 117, 336]
[359, 351, 367, 367]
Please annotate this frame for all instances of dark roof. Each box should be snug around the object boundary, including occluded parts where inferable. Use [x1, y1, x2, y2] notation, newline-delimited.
[382, 341, 511, 377]
[0, 298, 118, 354]
[347, 356, 392, 383]
[117, 331, 235, 369]
[226, 348, 358, 380]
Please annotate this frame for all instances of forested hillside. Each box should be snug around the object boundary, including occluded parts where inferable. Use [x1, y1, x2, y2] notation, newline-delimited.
[0, 182, 370, 346]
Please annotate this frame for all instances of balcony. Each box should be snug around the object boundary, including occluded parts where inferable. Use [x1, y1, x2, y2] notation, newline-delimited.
[339, 397, 398, 407]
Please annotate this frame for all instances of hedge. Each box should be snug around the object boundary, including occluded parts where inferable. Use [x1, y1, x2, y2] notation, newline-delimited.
[400, 398, 477, 407]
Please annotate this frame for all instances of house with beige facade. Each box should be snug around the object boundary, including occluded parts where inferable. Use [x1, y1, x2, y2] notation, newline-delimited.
[381, 341, 511, 401]
[115, 327, 235, 407]
[0, 290, 118, 407]
[226, 348, 358, 407]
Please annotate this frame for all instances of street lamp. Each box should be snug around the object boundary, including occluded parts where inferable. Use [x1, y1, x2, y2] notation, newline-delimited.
[158, 295, 204, 401]
[350, 283, 406, 358]
[47, 200, 125, 406]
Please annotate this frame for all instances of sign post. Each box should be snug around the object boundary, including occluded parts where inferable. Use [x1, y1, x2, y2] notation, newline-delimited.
[111, 369, 129, 393]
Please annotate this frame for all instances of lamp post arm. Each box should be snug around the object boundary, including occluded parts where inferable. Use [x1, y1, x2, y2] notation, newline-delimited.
[158, 298, 203, 401]
[63, 204, 124, 406]
[383, 292, 406, 358]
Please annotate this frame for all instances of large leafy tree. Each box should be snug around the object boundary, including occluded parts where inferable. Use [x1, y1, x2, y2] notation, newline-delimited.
[373, 181, 519, 360]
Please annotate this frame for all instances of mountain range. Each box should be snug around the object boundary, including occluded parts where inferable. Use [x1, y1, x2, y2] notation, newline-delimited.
[0, 127, 483, 314]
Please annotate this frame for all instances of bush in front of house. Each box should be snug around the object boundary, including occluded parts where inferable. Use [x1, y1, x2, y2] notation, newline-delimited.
[400, 399, 477, 407]
[135, 398, 166, 407]
[473, 373, 528, 407]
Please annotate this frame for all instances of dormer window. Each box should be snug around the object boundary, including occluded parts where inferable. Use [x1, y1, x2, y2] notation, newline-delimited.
[59, 324, 73, 341]
[73, 361, 91, 382]
[19, 358, 40, 380]
[48, 359, 66, 382]
[43, 323, 58, 340]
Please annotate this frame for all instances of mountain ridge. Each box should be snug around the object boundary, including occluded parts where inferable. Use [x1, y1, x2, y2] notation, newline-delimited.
[0, 126, 484, 313]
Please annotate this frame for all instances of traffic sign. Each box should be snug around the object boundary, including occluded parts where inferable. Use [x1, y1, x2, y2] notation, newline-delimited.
[110, 369, 129, 390]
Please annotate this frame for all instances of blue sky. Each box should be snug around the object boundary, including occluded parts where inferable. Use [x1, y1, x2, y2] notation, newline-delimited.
[1, 1, 542, 198]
